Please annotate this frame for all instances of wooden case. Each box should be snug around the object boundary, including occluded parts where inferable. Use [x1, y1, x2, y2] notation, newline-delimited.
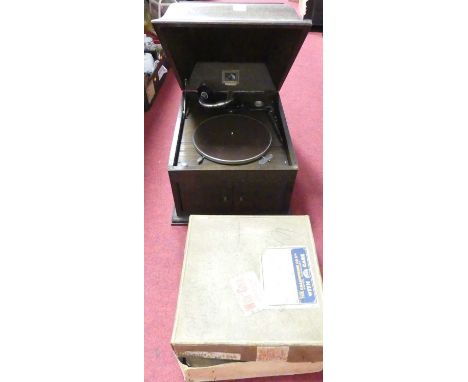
[153, 3, 312, 224]
[168, 93, 298, 224]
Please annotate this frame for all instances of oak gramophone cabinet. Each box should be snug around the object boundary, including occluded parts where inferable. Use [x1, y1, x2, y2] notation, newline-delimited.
[153, 3, 312, 224]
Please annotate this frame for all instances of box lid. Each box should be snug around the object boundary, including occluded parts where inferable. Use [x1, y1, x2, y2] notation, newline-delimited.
[172, 215, 323, 365]
[152, 3, 311, 90]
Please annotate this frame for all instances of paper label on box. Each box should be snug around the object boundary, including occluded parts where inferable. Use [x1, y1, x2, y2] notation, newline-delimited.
[180, 351, 241, 361]
[230, 271, 264, 315]
[256, 346, 289, 361]
[262, 246, 317, 306]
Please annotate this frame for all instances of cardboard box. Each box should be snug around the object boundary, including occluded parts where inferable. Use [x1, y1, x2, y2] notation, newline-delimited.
[172, 215, 323, 381]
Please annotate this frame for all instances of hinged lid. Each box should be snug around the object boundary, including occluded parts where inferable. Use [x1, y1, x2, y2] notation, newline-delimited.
[152, 2, 311, 90]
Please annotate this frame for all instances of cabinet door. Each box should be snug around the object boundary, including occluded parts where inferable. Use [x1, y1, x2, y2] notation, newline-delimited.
[175, 174, 233, 215]
[232, 173, 293, 214]
[171, 170, 295, 216]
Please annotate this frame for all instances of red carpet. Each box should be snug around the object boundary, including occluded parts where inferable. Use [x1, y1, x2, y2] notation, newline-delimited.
[145, 29, 323, 382]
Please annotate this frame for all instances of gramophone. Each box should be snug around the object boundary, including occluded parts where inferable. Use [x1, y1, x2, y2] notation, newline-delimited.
[153, 3, 312, 224]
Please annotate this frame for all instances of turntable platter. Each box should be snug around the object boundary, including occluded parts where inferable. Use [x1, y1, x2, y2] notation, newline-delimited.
[193, 114, 272, 165]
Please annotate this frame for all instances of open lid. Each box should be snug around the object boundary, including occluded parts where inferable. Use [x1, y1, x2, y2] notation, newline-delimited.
[152, 2, 311, 90]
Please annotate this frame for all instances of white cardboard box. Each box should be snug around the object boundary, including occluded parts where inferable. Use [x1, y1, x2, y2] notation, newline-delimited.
[172, 215, 323, 381]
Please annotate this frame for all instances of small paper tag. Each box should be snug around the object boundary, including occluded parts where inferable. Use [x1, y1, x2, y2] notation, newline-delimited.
[256, 346, 289, 361]
[180, 351, 241, 361]
[230, 271, 263, 315]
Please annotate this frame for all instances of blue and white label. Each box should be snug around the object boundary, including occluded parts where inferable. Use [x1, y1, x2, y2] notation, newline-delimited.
[262, 246, 318, 307]
[291, 247, 316, 304]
